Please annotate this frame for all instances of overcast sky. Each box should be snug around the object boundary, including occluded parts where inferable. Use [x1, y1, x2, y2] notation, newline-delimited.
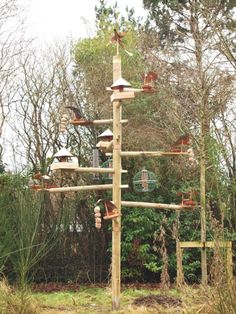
[20, 0, 147, 42]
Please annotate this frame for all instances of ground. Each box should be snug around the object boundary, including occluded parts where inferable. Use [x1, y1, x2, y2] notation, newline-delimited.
[30, 283, 215, 314]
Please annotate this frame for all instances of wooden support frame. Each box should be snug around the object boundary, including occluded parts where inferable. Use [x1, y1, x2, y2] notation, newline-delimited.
[176, 240, 233, 285]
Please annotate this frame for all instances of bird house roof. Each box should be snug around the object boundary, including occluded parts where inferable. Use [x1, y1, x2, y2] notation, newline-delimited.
[98, 128, 113, 138]
[111, 78, 131, 89]
[53, 147, 74, 158]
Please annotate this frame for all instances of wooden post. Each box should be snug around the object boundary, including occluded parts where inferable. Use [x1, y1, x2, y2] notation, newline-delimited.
[112, 55, 122, 310]
[200, 121, 207, 285]
[176, 240, 184, 287]
[226, 243, 233, 281]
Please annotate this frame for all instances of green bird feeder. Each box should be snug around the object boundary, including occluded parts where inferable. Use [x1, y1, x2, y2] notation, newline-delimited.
[133, 168, 157, 192]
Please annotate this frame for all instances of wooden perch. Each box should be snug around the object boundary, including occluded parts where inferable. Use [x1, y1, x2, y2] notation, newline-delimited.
[75, 167, 127, 174]
[46, 184, 129, 193]
[120, 151, 189, 157]
[70, 119, 128, 125]
[121, 201, 194, 210]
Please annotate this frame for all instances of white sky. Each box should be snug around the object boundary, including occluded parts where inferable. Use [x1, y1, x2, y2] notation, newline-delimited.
[20, 0, 147, 42]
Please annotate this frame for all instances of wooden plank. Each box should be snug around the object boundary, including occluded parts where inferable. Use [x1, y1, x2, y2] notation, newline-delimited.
[51, 162, 78, 170]
[111, 91, 135, 102]
[70, 119, 128, 125]
[120, 151, 189, 157]
[179, 241, 232, 248]
[121, 201, 189, 210]
[75, 167, 127, 174]
[46, 184, 128, 193]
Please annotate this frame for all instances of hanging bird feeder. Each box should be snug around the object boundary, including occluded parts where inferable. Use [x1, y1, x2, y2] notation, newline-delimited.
[133, 168, 157, 192]
[51, 147, 78, 171]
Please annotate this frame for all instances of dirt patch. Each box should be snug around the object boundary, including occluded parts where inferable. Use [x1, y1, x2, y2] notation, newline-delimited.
[133, 294, 182, 308]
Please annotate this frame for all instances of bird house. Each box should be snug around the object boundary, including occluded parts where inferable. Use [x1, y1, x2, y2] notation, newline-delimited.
[110, 78, 135, 102]
[111, 78, 131, 92]
[51, 147, 78, 171]
[96, 129, 113, 153]
[98, 129, 113, 142]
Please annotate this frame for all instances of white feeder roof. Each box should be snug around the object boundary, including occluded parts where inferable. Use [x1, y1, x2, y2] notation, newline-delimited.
[111, 78, 131, 89]
[98, 128, 113, 138]
[54, 147, 74, 158]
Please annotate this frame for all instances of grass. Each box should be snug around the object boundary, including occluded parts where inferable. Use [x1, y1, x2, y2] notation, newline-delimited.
[1, 281, 235, 313]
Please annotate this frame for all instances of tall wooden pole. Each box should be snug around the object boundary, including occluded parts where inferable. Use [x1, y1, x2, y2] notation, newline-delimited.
[200, 120, 207, 285]
[112, 55, 122, 310]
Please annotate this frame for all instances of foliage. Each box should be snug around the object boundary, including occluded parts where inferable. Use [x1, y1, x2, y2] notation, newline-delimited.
[0, 173, 74, 289]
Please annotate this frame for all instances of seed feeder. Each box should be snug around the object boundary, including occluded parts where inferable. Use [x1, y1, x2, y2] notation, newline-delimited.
[111, 78, 131, 92]
[51, 147, 78, 171]
[96, 129, 113, 153]
[133, 168, 157, 192]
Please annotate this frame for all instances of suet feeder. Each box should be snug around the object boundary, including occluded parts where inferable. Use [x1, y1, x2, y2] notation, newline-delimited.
[94, 205, 102, 229]
[111, 78, 131, 92]
[51, 147, 78, 171]
[133, 168, 157, 192]
[96, 129, 113, 153]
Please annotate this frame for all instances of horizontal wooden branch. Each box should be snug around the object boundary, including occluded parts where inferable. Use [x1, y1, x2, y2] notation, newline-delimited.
[120, 151, 189, 157]
[121, 201, 190, 210]
[179, 241, 232, 248]
[75, 167, 127, 174]
[46, 184, 129, 193]
[70, 119, 128, 125]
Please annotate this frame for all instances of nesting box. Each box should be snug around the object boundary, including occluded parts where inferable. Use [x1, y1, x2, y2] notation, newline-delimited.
[96, 129, 113, 153]
[51, 147, 78, 171]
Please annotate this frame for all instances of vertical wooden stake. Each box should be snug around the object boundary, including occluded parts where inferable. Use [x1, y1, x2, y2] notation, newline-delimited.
[200, 121, 207, 285]
[176, 240, 184, 287]
[112, 55, 122, 310]
[226, 243, 233, 281]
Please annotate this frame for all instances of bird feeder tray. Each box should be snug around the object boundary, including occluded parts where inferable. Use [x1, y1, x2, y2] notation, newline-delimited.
[133, 169, 157, 192]
[51, 162, 78, 171]
[103, 200, 120, 220]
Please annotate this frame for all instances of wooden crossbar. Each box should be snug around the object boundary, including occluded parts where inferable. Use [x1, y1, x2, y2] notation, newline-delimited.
[179, 241, 232, 248]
